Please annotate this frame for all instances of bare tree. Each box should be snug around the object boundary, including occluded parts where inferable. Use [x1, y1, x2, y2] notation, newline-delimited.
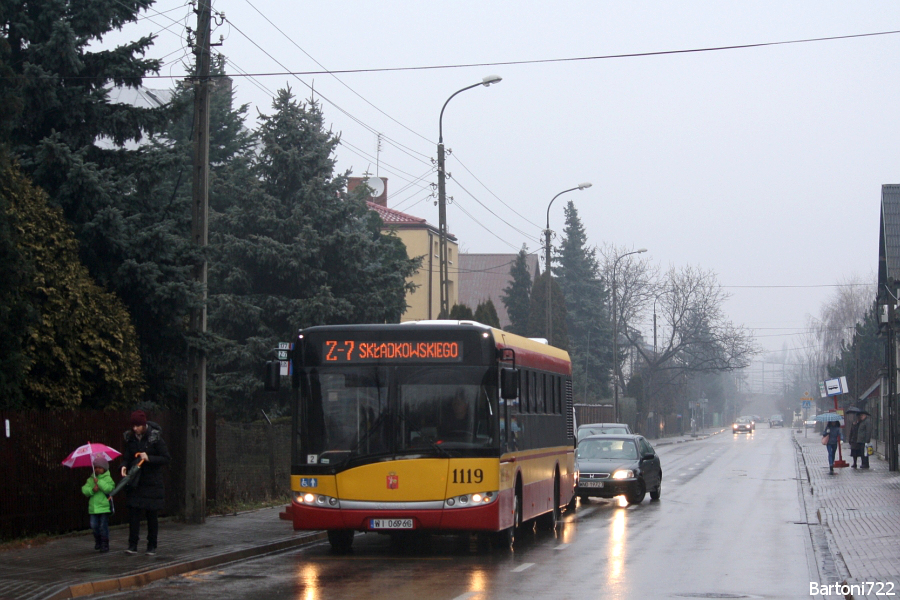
[602, 253, 757, 432]
[624, 265, 757, 375]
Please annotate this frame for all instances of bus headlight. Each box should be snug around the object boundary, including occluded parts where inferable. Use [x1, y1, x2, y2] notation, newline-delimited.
[294, 491, 340, 508]
[445, 491, 497, 508]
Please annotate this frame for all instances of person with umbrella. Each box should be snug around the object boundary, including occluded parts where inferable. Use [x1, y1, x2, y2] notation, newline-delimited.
[81, 456, 114, 553]
[62, 442, 121, 553]
[821, 414, 843, 474]
[121, 410, 170, 555]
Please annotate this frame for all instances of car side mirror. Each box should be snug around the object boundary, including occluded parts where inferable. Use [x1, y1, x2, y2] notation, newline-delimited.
[500, 367, 519, 400]
[642, 452, 655, 461]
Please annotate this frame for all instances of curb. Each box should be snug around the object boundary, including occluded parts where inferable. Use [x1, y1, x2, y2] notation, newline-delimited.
[42, 531, 328, 599]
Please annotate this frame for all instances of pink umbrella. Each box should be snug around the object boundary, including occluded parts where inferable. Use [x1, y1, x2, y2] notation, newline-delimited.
[61, 442, 122, 468]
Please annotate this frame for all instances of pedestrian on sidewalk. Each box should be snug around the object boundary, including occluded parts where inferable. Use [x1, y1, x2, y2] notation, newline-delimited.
[848, 414, 862, 468]
[822, 420, 842, 474]
[121, 410, 171, 556]
[856, 411, 873, 469]
[81, 456, 114, 553]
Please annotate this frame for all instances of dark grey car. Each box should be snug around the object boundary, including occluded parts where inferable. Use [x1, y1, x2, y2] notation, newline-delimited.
[575, 434, 662, 505]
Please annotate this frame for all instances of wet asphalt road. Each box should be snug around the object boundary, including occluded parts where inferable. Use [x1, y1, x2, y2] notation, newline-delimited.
[97, 427, 816, 600]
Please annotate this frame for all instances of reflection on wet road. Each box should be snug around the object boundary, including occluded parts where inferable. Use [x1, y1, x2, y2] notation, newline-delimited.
[98, 428, 817, 600]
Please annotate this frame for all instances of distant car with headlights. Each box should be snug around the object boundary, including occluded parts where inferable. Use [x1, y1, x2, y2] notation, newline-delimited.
[576, 422, 632, 444]
[575, 434, 662, 505]
[733, 416, 754, 434]
[769, 414, 784, 427]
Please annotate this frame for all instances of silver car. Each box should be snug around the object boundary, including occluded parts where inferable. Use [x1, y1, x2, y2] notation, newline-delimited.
[576, 422, 632, 444]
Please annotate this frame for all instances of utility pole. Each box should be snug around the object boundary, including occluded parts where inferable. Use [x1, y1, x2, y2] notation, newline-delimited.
[186, 0, 211, 524]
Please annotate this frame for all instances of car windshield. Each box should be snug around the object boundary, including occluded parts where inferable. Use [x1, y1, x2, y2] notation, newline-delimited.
[735, 417, 751, 424]
[576, 438, 638, 460]
[771, 414, 782, 420]
[577, 426, 629, 442]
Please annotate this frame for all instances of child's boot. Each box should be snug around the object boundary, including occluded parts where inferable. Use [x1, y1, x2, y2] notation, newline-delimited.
[100, 537, 109, 553]
[94, 533, 102, 551]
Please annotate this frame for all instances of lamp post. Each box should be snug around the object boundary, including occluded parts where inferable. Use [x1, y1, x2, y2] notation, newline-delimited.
[544, 183, 592, 344]
[437, 75, 502, 317]
[612, 248, 647, 423]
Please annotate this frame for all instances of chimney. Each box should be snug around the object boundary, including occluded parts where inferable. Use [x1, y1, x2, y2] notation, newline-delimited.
[348, 176, 388, 207]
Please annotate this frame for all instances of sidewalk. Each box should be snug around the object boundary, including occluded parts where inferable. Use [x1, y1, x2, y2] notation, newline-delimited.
[0, 507, 324, 600]
[793, 430, 900, 598]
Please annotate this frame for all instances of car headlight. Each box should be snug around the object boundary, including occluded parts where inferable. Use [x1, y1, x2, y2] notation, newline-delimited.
[611, 470, 634, 479]
[294, 491, 340, 508]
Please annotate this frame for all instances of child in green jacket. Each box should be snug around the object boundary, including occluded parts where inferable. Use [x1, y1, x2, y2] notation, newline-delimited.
[81, 456, 115, 552]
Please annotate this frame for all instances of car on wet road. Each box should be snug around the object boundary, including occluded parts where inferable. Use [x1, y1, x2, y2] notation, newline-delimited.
[574, 434, 662, 505]
[769, 414, 784, 427]
[732, 416, 754, 434]
[576, 422, 632, 444]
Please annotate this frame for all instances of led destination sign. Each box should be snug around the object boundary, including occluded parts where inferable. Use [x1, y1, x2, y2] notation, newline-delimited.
[323, 340, 462, 362]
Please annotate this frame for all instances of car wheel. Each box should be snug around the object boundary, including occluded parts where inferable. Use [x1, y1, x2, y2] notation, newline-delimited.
[625, 480, 646, 505]
[327, 530, 354, 554]
[650, 479, 661, 501]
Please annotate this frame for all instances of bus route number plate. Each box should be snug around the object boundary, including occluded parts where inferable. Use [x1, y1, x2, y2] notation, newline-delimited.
[370, 518, 414, 530]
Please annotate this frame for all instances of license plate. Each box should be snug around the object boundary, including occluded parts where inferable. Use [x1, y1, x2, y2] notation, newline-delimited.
[580, 481, 604, 488]
[370, 518, 414, 530]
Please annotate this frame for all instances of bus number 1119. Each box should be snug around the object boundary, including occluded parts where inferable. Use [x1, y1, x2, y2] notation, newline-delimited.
[452, 468, 483, 484]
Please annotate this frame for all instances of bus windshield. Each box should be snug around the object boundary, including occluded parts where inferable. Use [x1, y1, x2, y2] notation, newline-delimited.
[303, 366, 497, 466]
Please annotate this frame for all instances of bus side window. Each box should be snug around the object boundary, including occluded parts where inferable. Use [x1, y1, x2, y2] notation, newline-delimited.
[521, 370, 528, 413]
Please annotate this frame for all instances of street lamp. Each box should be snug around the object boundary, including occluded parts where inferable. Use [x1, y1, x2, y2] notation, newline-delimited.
[437, 75, 502, 317]
[544, 182, 592, 343]
[612, 248, 647, 423]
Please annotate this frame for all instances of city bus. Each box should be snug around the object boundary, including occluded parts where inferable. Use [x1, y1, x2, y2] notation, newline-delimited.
[265, 321, 575, 552]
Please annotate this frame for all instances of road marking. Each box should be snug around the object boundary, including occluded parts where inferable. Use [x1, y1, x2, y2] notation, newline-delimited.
[511, 563, 534, 572]
[554, 543, 569, 550]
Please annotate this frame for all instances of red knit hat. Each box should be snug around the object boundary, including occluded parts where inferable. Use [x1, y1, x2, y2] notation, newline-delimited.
[130, 410, 147, 427]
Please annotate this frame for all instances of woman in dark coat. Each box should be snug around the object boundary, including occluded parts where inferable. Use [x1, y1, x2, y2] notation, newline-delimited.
[121, 410, 171, 555]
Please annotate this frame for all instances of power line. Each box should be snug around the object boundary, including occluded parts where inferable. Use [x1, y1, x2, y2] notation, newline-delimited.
[241, 0, 432, 148]
[25, 29, 900, 83]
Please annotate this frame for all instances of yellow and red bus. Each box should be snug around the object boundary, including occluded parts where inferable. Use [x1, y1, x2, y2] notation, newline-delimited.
[269, 321, 575, 552]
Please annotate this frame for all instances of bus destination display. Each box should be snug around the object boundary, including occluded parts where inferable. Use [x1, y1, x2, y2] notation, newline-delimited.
[323, 340, 462, 362]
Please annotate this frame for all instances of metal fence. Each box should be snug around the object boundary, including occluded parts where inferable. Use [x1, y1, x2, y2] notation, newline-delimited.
[0, 410, 289, 541]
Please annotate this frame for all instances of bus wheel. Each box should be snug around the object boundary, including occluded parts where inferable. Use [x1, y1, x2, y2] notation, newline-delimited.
[494, 490, 520, 551]
[537, 474, 560, 531]
[327, 530, 354, 554]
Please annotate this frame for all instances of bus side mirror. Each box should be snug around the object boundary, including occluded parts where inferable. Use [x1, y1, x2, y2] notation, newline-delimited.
[264, 361, 281, 392]
[500, 368, 519, 400]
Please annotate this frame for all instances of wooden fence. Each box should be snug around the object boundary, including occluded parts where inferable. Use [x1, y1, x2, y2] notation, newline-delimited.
[0, 410, 290, 541]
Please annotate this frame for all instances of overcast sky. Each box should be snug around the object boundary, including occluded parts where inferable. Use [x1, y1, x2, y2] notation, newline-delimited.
[99, 1, 895, 360]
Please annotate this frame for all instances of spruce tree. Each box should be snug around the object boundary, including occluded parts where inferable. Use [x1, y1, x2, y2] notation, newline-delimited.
[556, 200, 612, 400]
[474, 299, 501, 328]
[501, 245, 534, 335]
[206, 88, 417, 419]
[449, 304, 475, 321]
[0, 0, 196, 406]
[528, 271, 569, 350]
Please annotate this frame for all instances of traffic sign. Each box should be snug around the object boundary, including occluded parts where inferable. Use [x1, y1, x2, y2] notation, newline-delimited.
[801, 400, 812, 409]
